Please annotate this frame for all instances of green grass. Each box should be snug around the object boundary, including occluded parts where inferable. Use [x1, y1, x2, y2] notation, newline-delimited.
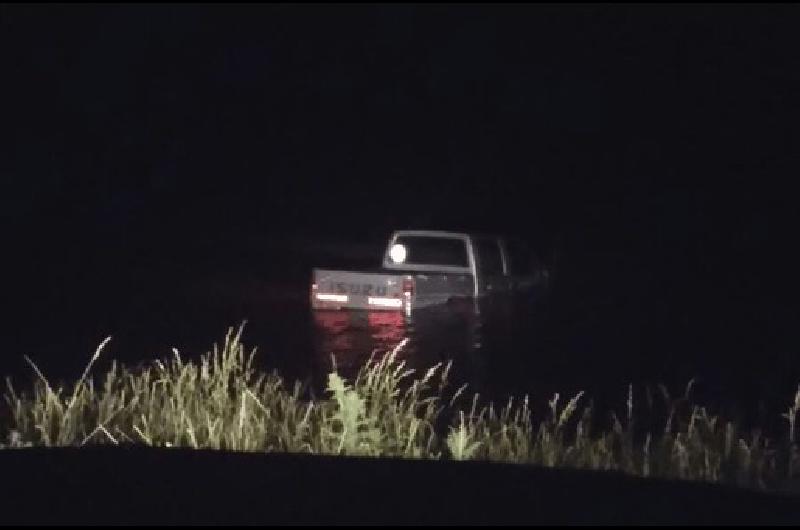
[3, 323, 799, 493]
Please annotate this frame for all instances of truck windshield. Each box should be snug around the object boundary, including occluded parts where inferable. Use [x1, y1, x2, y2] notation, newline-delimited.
[393, 236, 469, 267]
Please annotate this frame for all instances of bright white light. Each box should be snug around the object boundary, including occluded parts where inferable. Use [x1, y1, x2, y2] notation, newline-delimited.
[389, 243, 407, 264]
[368, 297, 404, 308]
[316, 293, 348, 303]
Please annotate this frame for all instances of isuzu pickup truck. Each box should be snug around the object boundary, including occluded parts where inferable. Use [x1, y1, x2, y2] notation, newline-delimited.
[311, 230, 547, 314]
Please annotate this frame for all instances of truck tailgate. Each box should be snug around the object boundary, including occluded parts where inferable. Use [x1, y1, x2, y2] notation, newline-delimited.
[311, 269, 408, 311]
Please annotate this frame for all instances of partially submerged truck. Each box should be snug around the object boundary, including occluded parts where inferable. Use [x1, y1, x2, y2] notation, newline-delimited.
[311, 230, 548, 314]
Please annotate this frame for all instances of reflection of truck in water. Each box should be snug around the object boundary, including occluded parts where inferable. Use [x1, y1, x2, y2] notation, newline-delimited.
[311, 230, 548, 313]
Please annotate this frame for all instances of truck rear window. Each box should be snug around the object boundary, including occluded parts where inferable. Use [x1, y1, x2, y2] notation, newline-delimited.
[394, 236, 469, 267]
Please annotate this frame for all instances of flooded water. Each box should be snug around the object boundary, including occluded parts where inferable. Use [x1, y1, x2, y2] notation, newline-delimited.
[4, 231, 798, 432]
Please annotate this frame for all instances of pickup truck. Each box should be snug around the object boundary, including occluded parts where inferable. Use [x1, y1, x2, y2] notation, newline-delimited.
[311, 230, 548, 314]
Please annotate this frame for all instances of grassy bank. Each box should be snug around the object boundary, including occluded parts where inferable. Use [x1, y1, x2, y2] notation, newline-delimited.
[3, 324, 799, 493]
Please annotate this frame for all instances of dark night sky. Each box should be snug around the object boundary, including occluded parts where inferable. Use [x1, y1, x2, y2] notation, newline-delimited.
[1, 4, 798, 260]
[1, 4, 800, 398]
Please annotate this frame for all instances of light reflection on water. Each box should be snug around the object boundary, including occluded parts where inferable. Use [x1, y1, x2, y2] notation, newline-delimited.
[314, 304, 466, 361]
[308, 296, 531, 400]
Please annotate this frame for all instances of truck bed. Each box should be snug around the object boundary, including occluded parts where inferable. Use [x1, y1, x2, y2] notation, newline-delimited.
[311, 268, 410, 311]
[311, 267, 476, 312]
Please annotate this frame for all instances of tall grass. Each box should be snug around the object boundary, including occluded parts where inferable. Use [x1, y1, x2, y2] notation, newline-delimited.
[3, 324, 799, 492]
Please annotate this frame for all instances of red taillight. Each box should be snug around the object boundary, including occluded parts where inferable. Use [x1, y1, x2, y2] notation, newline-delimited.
[402, 277, 414, 296]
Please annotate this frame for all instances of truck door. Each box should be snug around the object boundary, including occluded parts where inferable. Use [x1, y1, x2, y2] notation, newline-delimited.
[473, 237, 507, 297]
[503, 237, 532, 291]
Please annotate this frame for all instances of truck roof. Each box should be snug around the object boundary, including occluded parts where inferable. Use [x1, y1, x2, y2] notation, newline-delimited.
[391, 229, 503, 240]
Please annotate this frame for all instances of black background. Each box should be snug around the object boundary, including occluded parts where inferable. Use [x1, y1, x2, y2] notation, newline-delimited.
[1, 5, 798, 411]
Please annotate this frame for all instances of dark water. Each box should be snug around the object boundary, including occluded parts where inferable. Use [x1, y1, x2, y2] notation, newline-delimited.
[4, 227, 798, 434]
